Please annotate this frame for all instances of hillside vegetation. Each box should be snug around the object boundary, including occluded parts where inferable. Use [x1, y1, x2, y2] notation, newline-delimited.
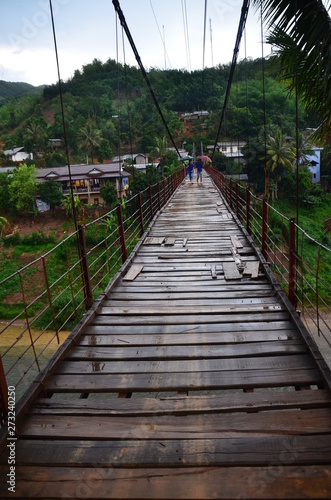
[0, 57, 312, 160]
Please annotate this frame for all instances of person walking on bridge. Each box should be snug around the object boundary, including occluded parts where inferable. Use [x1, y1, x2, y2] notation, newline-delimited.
[188, 159, 194, 184]
[196, 158, 203, 184]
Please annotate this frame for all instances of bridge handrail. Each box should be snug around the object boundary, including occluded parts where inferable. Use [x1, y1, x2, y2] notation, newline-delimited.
[205, 164, 331, 350]
[0, 168, 185, 425]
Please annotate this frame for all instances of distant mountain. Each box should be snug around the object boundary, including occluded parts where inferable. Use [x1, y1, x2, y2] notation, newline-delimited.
[0, 80, 44, 100]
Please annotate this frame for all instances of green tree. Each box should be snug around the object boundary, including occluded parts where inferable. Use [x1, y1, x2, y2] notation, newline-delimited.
[77, 120, 102, 164]
[24, 118, 48, 154]
[152, 136, 168, 178]
[0, 216, 8, 237]
[262, 129, 295, 201]
[0, 171, 11, 214]
[100, 181, 118, 207]
[8, 163, 37, 214]
[61, 191, 84, 217]
[39, 180, 64, 209]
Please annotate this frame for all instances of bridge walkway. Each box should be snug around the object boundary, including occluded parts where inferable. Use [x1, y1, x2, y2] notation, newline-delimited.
[1, 173, 331, 498]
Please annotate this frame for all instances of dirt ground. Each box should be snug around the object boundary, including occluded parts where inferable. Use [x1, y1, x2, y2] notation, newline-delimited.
[9, 214, 70, 239]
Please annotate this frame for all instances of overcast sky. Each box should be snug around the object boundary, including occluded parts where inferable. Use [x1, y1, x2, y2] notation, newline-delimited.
[0, 1, 329, 87]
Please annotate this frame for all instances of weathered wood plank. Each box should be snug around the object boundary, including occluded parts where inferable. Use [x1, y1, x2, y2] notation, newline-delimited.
[93, 311, 291, 325]
[30, 390, 331, 416]
[144, 237, 165, 245]
[45, 368, 321, 393]
[97, 304, 283, 316]
[122, 264, 143, 281]
[9, 435, 331, 466]
[4, 465, 331, 499]
[244, 261, 260, 278]
[222, 262, 242, 280]
[59, 354, 313, 374]
[73, 341, 304, 359]
[84, 320, 297, 336]
[231, 235, 243, 248]
[19, 408, 331, 440]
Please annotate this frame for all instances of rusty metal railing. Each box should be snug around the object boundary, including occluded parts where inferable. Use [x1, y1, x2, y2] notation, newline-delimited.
[0, 169, 185, 424]
[206, 165, 331, 349]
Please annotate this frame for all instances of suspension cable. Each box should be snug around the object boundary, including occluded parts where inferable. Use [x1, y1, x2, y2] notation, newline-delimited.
[149, 0, 172, 69]
[202, 0, 208, 70]
[181, 0, 191, 72]
[112, 0, 181, 158]
[49, 0, 78, 232]
[115, 14, 122, 193]
[211, 0, 250, 161]
[244, 26, 250, 187]
[122, 26, 135, 174]
[260, 0, 268, 200]
[294, 0, 299, 229]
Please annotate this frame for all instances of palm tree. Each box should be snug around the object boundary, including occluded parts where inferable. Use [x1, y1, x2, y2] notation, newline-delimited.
[252, 0, 331, 143]
[77, 120, 102, 164]
[153, 136, 168, 178]
[323, 217, 331, 233]
[24, 121, 48, 154]
[261, 129, 295, 201]
[0, 216, 8, 237]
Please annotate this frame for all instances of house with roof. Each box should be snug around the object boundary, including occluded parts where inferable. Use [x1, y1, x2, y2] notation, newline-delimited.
[36, 163, 131, 205]
[207, 141, 246, 164]
[180, 111, 209, 120]
[306, 147, 322, 183]
[4, 147, 33, 162]
[111, 153, 148, 165]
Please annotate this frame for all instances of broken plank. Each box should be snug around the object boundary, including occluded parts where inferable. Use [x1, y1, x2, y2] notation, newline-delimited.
[123, 265, 143, 281]
[243, 261, 260, 278]
[164, 238, 176, 246]
[231, 235, 243, 249]
[222, 262, 242, 280]
[211, 264, 217, 279]
[144, 237, 165, 245]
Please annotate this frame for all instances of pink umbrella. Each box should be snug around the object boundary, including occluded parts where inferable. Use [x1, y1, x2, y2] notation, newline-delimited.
[199, 155, 212, 162]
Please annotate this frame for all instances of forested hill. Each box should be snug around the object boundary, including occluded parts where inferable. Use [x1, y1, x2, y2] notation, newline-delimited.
[0, 80, 44, 101]
[0, 56, 312, 162]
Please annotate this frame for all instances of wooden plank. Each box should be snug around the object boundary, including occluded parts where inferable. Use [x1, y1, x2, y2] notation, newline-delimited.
[244, 261, 260, 278]
[108, 289, 276, 299]
[211, 264, 217, 279]
[66, 343, 307, 362]
[59, 354, 313, 375]
[30, 390, 331, 416]
[4, 465, 331, 499]
[80, 330, 299, 346]
[144, 237, 165, 245]
[182, 237, 188, 247]
[97, 304, 283, 316]
[93, 311, 291, 325]
[10, 435, 331, 466]
[231, 235, 243, 248]
[164, 238, 176, 246]
[45, 368, 321, 393]
[19, 408, 331, 440]
[101, 297, 279, 307]
[122, 264, 143, 281]
[222, 262, 242, 280]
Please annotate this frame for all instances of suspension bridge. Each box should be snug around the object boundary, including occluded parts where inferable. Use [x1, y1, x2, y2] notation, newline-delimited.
[0, 170, 330, 498]
[1, 0, 331, 497]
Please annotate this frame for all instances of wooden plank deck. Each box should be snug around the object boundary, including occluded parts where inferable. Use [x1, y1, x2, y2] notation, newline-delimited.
[1, 173, 331, 498]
